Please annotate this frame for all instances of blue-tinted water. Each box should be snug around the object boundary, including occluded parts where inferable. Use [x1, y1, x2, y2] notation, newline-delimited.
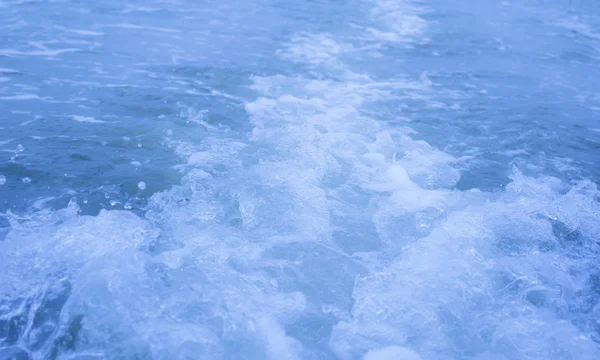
[1, 0, 600, 359]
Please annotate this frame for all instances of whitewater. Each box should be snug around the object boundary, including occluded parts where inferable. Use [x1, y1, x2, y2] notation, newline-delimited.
[1, 0, 600, 359]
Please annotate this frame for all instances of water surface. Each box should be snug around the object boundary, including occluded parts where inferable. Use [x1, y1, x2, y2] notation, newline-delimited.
[1, 0, 600, 359]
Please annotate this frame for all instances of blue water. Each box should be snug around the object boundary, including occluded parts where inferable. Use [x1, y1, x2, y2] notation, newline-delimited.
[1, 0, 600, 359]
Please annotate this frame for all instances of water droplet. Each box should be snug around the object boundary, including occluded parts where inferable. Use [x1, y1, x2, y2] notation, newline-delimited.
[83, 198, 88, 204]
[22, 177, 31, 184]
[138, 181, 146, 190]
[0, 175, 5, 185]
[137, 143, 142, 148]
[104, 193, 110, 199]
[16, 144, 24, 153]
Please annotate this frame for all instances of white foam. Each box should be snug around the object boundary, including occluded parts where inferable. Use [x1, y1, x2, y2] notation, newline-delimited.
[0, 68, 19, 74]
[277, 33, 355, 66]
[365, 0, 428, 42]
[330, 173, 600, 359]
[364, 346, 421, 360]
[101, 23, 182, 34]
[120, 5, 163, 13]
[0, 48, 78, 56]
[258, 317, 303, 360]
[57, 26, 104, 36]
[557, 16, 600, 40]
[0, 94, 46, 100]
[71, 115, 105, 123]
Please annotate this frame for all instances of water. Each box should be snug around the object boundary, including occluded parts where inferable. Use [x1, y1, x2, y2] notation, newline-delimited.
[1, 0, 600, 359]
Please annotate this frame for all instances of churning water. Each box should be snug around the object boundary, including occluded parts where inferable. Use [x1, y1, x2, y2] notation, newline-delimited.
[1, 0, 600, 359]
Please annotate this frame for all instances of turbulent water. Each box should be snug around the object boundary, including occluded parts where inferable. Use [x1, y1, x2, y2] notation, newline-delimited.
[1, 0, 600, 359]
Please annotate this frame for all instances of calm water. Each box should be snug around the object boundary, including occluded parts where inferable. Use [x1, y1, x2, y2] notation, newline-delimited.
[1, 0, 600, 359]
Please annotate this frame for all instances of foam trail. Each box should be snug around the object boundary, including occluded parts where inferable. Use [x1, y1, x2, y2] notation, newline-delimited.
[1, 0, 600, 359]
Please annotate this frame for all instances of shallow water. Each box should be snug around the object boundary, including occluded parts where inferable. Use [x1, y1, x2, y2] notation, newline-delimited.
[1, 0, 600, 359]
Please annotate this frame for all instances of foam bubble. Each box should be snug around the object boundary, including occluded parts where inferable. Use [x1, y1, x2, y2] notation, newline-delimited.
[137, 181, 146, 190]
[366, 0, 428, 43]
[364, 346, 421, 360]
[71, 115, 105, 123]
[277, 33, 355, 66]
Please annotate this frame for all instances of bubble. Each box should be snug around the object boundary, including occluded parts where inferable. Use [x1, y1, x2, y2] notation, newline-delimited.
[137, 181, 147, 190]
[0, 174, 5, 185]
[16, 144, 24, 153]
[110, 200, 118, 206]
[21, 177, 31, 184]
